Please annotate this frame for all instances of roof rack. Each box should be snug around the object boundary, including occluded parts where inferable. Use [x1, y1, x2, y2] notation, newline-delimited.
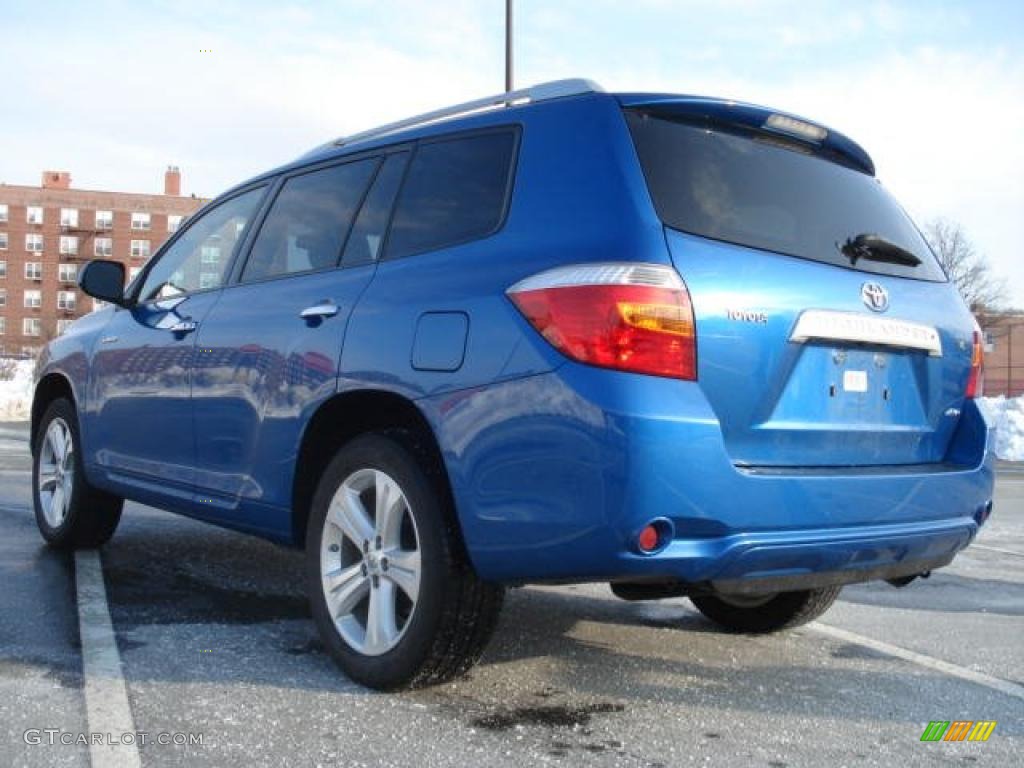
[327, 78, 602, 149]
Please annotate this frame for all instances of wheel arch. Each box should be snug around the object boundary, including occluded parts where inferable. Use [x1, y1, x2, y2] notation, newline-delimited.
[31, 372, 76, 456]
[291, 388, 468, 561]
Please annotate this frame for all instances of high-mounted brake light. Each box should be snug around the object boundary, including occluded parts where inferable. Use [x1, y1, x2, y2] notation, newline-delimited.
[507, 263, 697, 380]
[764, 113, 828, 143]
[965, 328, 984, 398]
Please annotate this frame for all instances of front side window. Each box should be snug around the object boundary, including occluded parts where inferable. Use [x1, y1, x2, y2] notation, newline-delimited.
[95, 210, 113, 229]
[385, 130, 516, 260]
[131, 212, 151, 230]
[137, 187, 264, 302]
[61, 208, 79, 227]
[241, 159, 377, 282]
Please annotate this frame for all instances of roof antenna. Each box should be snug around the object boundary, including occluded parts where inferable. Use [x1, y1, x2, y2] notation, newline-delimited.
[505, 0, 514, 92]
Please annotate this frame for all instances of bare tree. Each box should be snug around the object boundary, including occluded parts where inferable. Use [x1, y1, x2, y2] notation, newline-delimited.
[922, 218, 1006, 312]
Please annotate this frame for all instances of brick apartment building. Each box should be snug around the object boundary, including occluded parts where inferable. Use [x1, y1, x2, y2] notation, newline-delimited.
[0, 168, 203, 357]
[979, 310, 1024, 397]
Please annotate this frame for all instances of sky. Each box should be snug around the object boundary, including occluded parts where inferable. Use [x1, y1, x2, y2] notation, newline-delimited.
[1, 0, 1022, 305]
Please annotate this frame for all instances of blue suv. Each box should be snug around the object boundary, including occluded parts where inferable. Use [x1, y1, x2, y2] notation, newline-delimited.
[32, 79, 994, 689]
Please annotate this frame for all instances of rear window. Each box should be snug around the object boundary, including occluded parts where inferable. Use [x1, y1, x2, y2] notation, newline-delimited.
[626, 111, 945, 281]
[386, 130, 516, 259]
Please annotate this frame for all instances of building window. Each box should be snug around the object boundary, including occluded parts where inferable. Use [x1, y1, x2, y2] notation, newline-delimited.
[0, 317, 5, 335]
[27, 206, 44, 225]
[128, 266, 142, 281]
[0, 233, 7, 250]
[92, 299, 108, 312]
[26, 233, 43, 252]
[0, 288, 6, 307]
[59, 235, 79, 255]
[57, 319, 74, 335]
[0, 204, 8, 223]
[95, 210, 113, 229]
[57, 291, 77, 311]
[23, 318, 42, 337]
[131, 239, 151, 259]
[59, 263, 78, 283]
[94, 237, 113, 257]
[200, 246, 220, 265]
[0, 261, 6, 278]
[60, 208, 79, 227]
[131, 212, 151, 230]
[198, 272, 220, 290]
[167, 214, 183, 233]
[24, 290, 42, 309]
[25, 262, 43, 280]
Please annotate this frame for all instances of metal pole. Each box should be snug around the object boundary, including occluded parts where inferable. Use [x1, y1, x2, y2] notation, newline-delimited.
[505, 0, 514, 92]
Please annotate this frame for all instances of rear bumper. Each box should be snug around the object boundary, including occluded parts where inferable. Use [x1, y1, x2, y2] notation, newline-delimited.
[419, 365, 996, 586]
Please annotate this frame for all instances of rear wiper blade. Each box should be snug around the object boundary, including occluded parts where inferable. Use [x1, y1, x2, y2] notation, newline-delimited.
[840, 233, 922, 267]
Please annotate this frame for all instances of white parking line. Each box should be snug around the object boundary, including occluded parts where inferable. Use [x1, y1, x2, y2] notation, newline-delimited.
[76, 550, 142, 768]
[810, 622, 1024, 702]
[972, 543, 1024, 558]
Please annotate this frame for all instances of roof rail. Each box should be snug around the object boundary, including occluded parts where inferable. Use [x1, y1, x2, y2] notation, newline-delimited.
[327, 78, 602, 149]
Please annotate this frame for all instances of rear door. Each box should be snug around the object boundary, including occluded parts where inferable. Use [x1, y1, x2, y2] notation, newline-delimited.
[190, 151, 409, 531]
[625, 105, 978, 467]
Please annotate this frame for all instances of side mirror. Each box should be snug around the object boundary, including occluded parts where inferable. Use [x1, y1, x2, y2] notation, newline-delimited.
[78, 260, 130, 307]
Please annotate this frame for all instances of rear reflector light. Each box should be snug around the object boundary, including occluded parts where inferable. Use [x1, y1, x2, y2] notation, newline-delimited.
[507, 263, 696, 380]
[966, 328, 984, 398]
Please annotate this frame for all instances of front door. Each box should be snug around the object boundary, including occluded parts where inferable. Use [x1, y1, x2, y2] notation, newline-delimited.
[190, 152, 409, 536]
[87, 187, 266, 502]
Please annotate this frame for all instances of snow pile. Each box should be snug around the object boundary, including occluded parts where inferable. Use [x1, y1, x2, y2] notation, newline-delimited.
[979, 396, 1024, 462]
[0, 358, 34, 421]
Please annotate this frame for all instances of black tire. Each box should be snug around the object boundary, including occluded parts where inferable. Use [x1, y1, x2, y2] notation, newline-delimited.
[690, 587, 841, 633]
[32, 398, 123, 549]
[306, 431, 503, 690]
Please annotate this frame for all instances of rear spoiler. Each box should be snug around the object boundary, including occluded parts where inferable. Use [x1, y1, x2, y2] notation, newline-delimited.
[616, 93, 875, 176]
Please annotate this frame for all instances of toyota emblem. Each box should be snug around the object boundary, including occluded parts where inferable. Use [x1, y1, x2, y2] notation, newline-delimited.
[861, 282, 889, 312]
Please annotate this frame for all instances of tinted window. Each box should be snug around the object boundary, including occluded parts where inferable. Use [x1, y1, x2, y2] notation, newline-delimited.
[137, 187, 264, 302]
[387, 131, 515, 259]
[341, 152, 409, 266]
[626, 112, 945, 281]
[242, 159, 378, 282]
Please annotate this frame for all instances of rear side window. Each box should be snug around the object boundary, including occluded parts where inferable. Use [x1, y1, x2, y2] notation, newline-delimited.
[241, 158, 378, 282]
[386, 130, 516, 260]
[341, 152, 409, 267]
[626, 111, 945, 282]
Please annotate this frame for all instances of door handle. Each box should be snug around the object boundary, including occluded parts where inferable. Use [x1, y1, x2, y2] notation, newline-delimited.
[169, 319, 198, 335]
[300, 302, 340, 320]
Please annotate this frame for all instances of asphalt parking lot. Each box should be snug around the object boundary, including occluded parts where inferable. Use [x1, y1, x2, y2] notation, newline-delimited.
[0, 421, 1020, 767]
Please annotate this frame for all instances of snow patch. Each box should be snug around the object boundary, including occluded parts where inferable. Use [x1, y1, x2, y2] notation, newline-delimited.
[979, 396, 1024, 462]
[0, 358, 35, 421]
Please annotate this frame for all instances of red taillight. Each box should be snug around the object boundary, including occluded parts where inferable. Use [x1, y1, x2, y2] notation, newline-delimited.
[507, 263, 696, 380]
[966, 328, 984, 398]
